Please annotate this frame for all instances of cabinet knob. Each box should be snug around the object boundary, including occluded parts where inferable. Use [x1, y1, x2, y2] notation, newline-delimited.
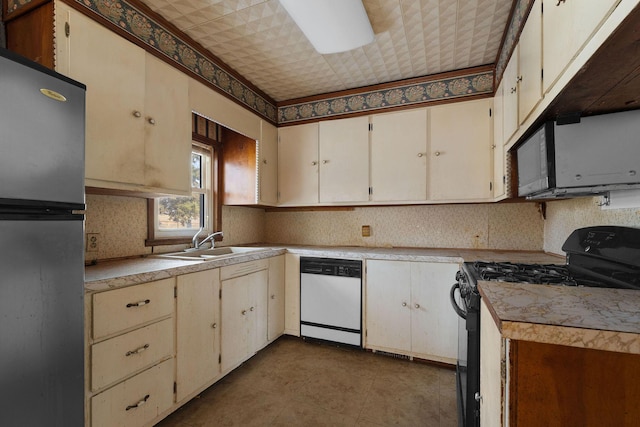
[475, 392, 483, 403]
[417, 153, 424, 157]
[250, 306, 255, 312]
[241, 310, 247, 315]
[414, 303, 420, 309]
[322, 160, 328, 164]
[491, 144, 496, 149]
[510, 87, 517, 94]
[212, 323, 217, 329]
[263, 159, 267, 164]
[311, 161, 318, 166]
[434, 151, 441, 157]
[147, 117, 156, 125]
[402, 302, 407, 307]
[556, 0, 566, 5]
[517, 75, 523, 83]
[132, 110, 142, 118]
[271, 294, 276, 300]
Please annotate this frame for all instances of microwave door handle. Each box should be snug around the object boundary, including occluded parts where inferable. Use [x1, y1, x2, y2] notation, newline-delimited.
[450, 283, 467, 319]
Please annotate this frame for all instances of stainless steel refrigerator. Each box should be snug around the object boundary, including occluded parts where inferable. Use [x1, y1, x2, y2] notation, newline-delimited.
[0, 48, 86, 426]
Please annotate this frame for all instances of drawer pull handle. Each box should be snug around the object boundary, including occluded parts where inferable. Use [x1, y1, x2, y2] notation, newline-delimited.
[126, 394, 150, 411]
[125, 344, 150, 357]
[126, 299, 150, 308]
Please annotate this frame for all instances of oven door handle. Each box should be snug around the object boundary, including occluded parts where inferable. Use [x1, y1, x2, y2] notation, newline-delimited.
[450, 283, 467, 319]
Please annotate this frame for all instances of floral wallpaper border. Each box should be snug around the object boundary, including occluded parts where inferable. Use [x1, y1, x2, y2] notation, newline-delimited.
[278, 70, 494, 124]
[495, 0, 534, 85]
[73, 0, 278, 122]
[6, 0, 35, 15]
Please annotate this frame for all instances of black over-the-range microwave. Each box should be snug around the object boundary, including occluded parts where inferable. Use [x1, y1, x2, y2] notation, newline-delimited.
[516, 108, 640, 200]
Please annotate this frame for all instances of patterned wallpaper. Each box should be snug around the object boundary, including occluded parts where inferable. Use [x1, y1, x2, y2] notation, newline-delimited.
[264, 203, 544, 250]
[278, 70, 494, 124]
[544, 197, 640, 255]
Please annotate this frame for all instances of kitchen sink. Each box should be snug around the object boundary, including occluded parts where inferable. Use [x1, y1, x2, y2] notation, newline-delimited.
[155, 246, 268, 261]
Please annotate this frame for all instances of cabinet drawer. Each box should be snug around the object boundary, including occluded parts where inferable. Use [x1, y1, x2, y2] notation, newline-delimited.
[93, 278, 174, 340]
[91, 318, 174, 391]
[220, 259, 268, 281]
[91, 358, 174, 427]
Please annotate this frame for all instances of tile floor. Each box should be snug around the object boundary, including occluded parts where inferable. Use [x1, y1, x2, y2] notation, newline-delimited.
[157, 336, 458, 426]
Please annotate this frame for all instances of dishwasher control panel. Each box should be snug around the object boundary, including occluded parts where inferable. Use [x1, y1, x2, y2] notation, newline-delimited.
[300, 257, 362, 278]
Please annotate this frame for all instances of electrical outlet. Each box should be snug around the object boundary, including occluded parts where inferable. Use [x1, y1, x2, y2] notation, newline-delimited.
[362, 225, 371, 237]
[86, 233, 99, 252]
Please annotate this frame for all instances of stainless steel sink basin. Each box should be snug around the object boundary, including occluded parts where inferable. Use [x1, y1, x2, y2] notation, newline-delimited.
[155, 246, 267, 261]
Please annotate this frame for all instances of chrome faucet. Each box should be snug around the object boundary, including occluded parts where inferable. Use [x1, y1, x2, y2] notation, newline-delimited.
[192, 227, 205, 249]
[194, 230, 224, 249]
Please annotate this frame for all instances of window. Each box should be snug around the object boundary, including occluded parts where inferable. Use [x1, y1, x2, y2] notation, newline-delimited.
[152, 143, 213, 240]
[146, 113, 222, 246]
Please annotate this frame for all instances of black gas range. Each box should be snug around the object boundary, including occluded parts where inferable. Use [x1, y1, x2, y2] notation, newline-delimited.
[451, 226, 640, 427]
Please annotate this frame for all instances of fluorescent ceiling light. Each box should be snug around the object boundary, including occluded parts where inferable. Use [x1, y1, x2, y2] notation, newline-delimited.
[280, 0, 375, 54]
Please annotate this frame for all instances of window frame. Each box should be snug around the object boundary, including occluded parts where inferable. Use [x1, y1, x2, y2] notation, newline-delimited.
[146, 116, 223, 247]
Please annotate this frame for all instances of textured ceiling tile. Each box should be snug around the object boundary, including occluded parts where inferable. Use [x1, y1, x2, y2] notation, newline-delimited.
[139, 0, 512, 101]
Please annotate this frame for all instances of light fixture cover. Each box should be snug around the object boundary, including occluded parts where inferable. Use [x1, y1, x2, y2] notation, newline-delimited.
[280, 0, 375, 54]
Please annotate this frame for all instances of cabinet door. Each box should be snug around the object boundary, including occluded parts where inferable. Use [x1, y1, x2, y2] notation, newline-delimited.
[542, 0, 617, 93]
[220, 275, 250, 373]
[365, 260, 412, 353]
[517, 0, 542, 125]
[259, 121, 279, 205]
[62, 6, 146, 186]
[278, 123, 319, 205]
[429, 98, 493, 201]
[176, 270, 220, 402]
[493, 80, 506, 199]
[319, 116, 370, 203]
[410, 262, 459, 361]
[502, 46, 519, 142]
[480, 300, 504, 427]
[144, 54, 191, 195]
[247, 269, 269, 353]
[284, 253, 301, 336]
[371, 109, 428, 202]
[268, 255, 286, 341]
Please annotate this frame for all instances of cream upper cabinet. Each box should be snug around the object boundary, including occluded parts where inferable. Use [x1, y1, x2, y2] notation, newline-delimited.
[176, 270, 221, 403]
[370, 108, 428, 202]
[143, 54, 191, 194]
[428, 98, 493, 201]
[59, 5, 145, 186]
[56, 4, 191, 195]
[318, 116, 370, 203]
[259, 121, 279, 205]
[502, 46, 519, 142]
[365, 259, 459, 363]
[543, 0, 619, 94]
[493, 80, 506, 200]
[277, 123, 319, 205]
[267, 255, 286, 341]
[517, 0, 542, 125]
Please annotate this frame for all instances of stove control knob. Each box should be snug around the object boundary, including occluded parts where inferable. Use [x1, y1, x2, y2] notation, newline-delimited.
[585, 246, 591, 252]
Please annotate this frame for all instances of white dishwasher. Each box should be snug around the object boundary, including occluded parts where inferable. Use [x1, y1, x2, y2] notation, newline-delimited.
[300, 257, 362, 347]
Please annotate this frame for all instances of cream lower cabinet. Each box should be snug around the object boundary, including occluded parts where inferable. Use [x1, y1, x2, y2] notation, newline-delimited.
[284, 253, 301, 336]
[220, 260, 269, 373]
[55, 3, 190, 195]
[480, 299, 505, 426]
[268, 255, 286, 341]
[175, 269, 221, 402]
[88, 278, 175, 427]
[365, 260, 459, 362]
[428, 98, 493, 202]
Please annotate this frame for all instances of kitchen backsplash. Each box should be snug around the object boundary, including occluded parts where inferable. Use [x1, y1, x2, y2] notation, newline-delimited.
[84, 195, 265, 261]
[264, 203, 544, 250]
[544, 197, 640, 255]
